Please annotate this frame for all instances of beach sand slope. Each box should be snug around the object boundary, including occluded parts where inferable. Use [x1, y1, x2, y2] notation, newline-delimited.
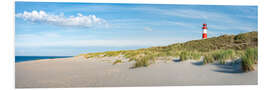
[15, 57, 257, 88]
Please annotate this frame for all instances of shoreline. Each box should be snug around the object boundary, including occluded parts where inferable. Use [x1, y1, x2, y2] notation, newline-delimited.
[15, 56, 74, 63]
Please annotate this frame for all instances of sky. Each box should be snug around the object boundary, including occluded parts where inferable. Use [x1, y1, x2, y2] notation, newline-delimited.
[15, 2, 258, 56]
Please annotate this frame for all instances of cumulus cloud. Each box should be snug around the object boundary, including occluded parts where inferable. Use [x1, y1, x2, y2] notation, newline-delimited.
[16, 10, 107, 28]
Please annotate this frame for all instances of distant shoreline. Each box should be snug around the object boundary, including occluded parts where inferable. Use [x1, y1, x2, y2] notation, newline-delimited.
[15, 56, 73, 63]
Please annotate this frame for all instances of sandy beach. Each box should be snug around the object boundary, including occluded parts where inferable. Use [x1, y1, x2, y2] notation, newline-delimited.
[15, 56, 257, 88]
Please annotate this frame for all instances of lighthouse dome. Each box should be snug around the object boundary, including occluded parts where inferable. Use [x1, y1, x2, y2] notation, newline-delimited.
[203, 24, 207, 26]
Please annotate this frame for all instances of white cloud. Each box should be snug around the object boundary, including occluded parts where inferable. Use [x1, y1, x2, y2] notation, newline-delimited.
[16, 10, 107, 28]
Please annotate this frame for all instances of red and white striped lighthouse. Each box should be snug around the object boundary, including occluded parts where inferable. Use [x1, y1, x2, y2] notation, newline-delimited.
[202, 23, 207, 39]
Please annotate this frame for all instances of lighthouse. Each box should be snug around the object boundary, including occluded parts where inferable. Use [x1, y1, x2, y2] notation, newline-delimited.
[202, 23, 207, 39]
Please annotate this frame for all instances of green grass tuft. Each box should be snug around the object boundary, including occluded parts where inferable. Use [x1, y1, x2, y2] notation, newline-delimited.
[241, 48, 258, 72]
[203, 55, 215, 64]
[212, 49, 236, 64]
[112, 59, 122, 65]
[190, 52, 202, 60]
[179, 51, 201, 61]
[179, 51, 189, 61]
[133, 55, 155, 68]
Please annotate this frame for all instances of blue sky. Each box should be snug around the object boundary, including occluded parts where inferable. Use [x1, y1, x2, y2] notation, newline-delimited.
[15, 2, 258, 56]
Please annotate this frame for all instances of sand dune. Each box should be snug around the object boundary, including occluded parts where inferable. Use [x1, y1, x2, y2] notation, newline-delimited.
[15, 57, 257, 88]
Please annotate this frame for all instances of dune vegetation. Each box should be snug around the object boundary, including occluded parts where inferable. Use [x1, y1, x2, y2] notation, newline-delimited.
[241, 48, 258, 72]
[112, 59, 122, 65]
[79, 31, 258, 71]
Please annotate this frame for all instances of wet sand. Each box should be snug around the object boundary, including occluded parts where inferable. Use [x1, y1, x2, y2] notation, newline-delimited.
[15, 57, 257, 88]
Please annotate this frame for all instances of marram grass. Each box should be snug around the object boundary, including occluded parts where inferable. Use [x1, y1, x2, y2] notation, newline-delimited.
[112, 59, 122, 65]
[80, 32, 258, 70]
[203, 55, 215, 64]
[241, 48, 258, 72]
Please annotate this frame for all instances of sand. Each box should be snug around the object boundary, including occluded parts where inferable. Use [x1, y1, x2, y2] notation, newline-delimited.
[15, 57, 257, 88]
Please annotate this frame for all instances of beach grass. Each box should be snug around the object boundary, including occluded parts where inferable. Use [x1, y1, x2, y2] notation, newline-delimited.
[203, 55, 215, 64]
[179, 51, 189, 61]
[133, 56, 154, 68]
[241, 48, 258, 72]
[212, 49, 236, 64]
[113, 59, 122, 65]
[179, 51, 201, 61]
[201, 49, 242, 64]
[79, 31, 258, 71]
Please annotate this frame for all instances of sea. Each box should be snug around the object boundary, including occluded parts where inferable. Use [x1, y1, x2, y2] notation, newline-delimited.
[15, 56, 72, 63]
